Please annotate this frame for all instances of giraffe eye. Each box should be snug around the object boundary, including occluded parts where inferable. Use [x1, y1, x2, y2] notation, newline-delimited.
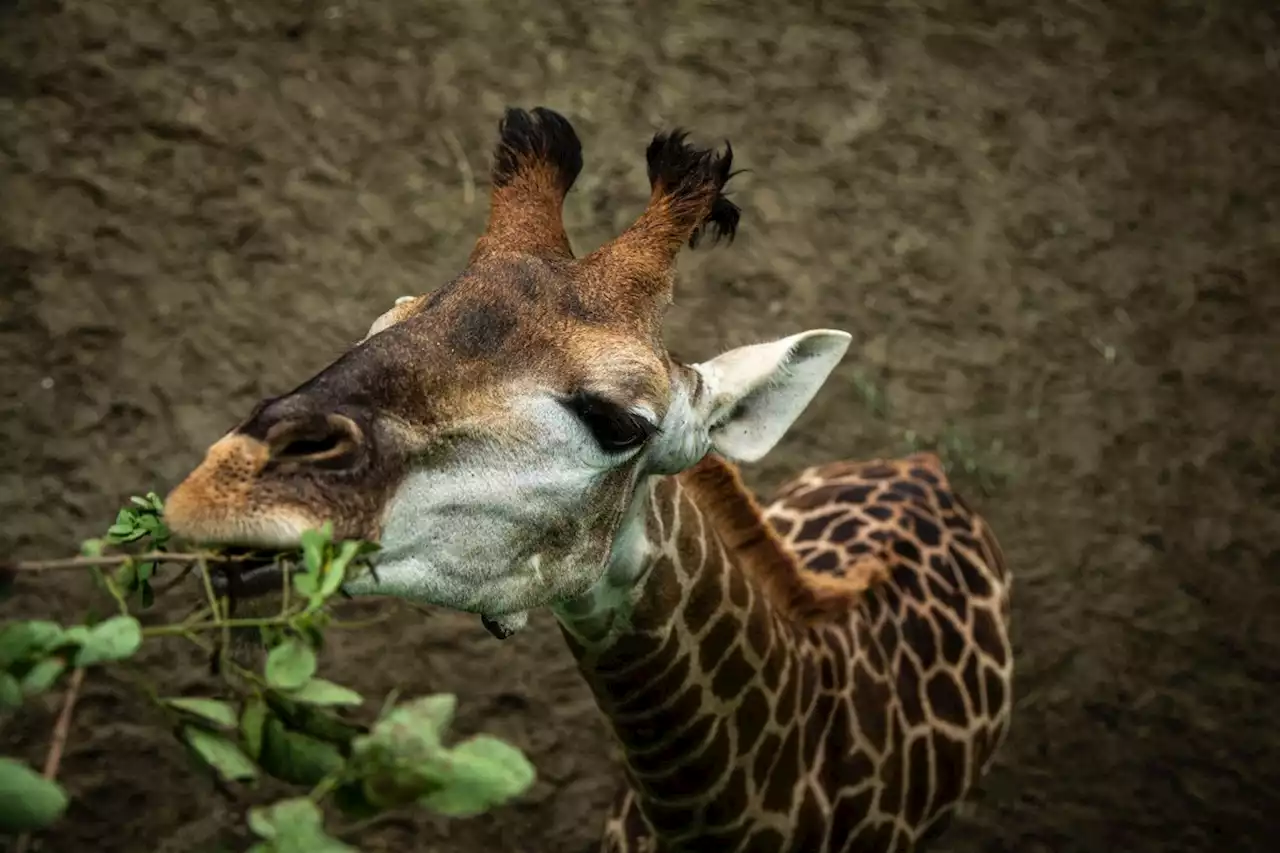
[565, 392, 658, 454]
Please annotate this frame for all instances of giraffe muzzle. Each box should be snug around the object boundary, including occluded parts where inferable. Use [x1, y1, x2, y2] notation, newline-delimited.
[480, 610, 529, 640]
[206, 550, 287, 602]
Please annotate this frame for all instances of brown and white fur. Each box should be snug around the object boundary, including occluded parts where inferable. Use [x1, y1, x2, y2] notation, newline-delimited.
[164, 107, 1012, 852]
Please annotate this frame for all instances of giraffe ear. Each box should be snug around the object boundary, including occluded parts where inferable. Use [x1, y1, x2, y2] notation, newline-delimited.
[692, 329, 852, 463]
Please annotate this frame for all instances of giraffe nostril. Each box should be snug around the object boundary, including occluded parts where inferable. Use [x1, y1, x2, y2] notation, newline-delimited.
[266, 413, 363, 469]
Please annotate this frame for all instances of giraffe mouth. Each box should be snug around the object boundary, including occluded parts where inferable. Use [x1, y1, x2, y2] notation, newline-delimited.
[480, 610, 529, 640]
[203, 541, 379, 607]
[205, 548, 289, 602]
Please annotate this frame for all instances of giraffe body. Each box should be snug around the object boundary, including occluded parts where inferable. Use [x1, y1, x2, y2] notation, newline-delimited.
[160, 107, 1013, 853]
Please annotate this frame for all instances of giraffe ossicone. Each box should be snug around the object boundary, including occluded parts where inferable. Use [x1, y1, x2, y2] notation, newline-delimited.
[164, 106, 1013, 853]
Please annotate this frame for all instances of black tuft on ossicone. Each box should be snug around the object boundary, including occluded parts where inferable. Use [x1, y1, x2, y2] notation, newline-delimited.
[491, 106, 584, 194]
[645, 130, 742, 248]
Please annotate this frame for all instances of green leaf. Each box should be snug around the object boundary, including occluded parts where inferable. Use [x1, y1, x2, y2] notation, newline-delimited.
[259, 717, 344, 786]
[130, 495, 153, 509]
[166, 697, 238, 729]
[79, 538, 106, 557]
[241, 696, 269, 760]
[20, 657, 66, 696]
[329, 540, 361, 575]
[397, 693, 456, 734]
[258, 625, 285, 650]
[247, 797, 357, 853]
[72, 616, 142, 666]
[247, 803, 283, 838]
[285, 678, 363, 708]
[299, 526, 330, 575]
[346, 694, 532, 817]
[316, 543, 355, 602]
[266, 694, 365, 748]
[292, 614, 324, 638]
[0, 673, 22, 711]
[106, 524, 146, 543]
[348, 694, 457, 808]
[0, 757, 69, 832]
[331, 780, 380, 820]
[120, 560, 156, 608]
[0, 620, 66, 670]
[181, 725, 258, 782]
[114, 560, 141, 594]
[264, 638, 316, 690]
[297, 619, 326, 652]
[292, 571, 319, 597]
[419, 735, 536, 817]
[247, 796, 318, 839]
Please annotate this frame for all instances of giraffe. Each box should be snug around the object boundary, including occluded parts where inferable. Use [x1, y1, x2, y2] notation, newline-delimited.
[161, 106, 1013, 852]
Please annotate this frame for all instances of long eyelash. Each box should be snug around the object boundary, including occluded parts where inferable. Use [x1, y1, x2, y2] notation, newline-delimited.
[565, 391, 660, 440]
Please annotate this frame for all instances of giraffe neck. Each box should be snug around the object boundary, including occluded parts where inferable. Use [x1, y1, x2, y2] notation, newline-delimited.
[553, 455, 838, 847]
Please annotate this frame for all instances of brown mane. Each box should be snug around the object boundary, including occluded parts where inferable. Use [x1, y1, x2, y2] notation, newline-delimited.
[680, 454, 887, 622]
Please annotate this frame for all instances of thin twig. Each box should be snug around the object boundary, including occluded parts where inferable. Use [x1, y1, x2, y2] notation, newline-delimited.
[151, 563, 197, 595]
[142, 618, 288, 637]
[177, 631, 269, 690]
[3, 552, 248, 573]
[142, 614, 390, 638]
[13, 667, 87, 853]
[42, 667, 85, 778]
[337, 807, 416, 840]
[93, 568, 132, 617]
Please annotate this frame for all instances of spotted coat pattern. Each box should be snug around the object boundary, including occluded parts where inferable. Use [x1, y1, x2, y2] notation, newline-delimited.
[574, 452, 1012, 853]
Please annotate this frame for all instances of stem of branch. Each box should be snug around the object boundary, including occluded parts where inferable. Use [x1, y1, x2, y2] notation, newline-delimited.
[142, 613, 386, 639]
[93, 568, 132, 617]
[142, 618, 287, 637]
[4, 552, 248, 573]
[13, 667, 87, 853]
[42, 667, 84, 778]
[151, 563, 197, 595]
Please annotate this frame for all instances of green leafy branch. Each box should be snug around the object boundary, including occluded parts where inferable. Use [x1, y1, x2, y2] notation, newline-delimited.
[0, 493, 535, 851]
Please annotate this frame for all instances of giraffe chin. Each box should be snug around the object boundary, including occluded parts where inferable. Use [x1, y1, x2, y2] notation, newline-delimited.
[480, 610, 529, 640]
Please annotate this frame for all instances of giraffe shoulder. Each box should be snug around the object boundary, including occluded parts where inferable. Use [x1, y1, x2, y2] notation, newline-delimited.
[782, 553, 893, 622]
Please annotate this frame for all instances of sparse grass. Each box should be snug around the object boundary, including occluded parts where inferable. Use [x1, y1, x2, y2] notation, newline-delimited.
[850, 369, 890, 420]
[848, 370, 1016, 494]
[899, 424, 1017, 495]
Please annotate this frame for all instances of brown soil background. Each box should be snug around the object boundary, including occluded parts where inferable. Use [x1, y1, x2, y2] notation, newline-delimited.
[2, 1, 1278, 851]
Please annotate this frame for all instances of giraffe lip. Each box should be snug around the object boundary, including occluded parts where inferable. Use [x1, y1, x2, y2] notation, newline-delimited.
[480, 610, 529, 640]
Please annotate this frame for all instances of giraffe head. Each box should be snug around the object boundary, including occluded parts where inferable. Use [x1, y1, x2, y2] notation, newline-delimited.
[163, 107, 851, 634]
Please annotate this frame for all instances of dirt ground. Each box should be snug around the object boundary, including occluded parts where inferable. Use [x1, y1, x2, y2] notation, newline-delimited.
[2, 0, 1278, 851]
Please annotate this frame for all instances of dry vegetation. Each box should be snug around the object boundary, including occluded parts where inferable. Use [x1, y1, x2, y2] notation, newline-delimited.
[2, 0, 1278, 851]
